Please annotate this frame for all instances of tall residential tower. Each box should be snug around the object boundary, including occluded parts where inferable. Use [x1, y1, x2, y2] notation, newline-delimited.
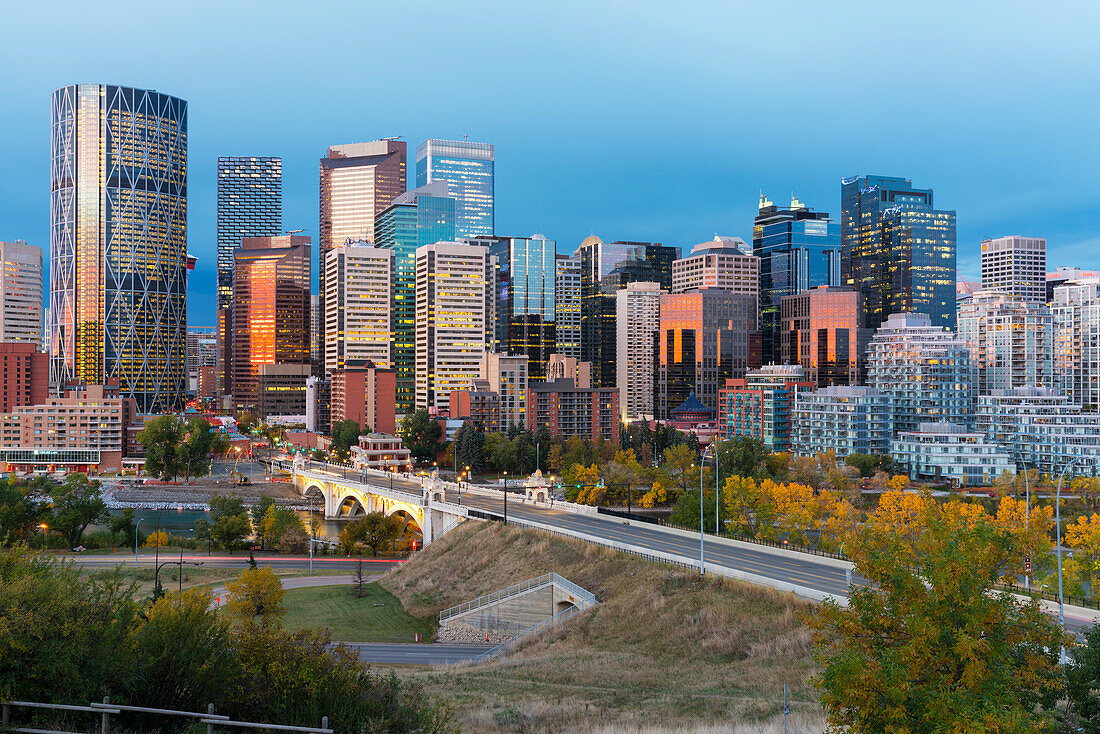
[0, 240, 44, 347]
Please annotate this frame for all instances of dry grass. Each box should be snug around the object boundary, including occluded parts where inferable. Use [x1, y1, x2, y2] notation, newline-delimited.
[380, 522, 824, 734]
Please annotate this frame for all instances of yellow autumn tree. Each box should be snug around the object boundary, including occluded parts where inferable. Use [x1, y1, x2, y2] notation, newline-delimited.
[224, 566, 285, 624]
[1064, 513, 1100, 593]
[771, 481, 818, 545]
[993, 496, 1054, 581]
[818, 489, 859, 552]
[863, 489, 934, 555]
[143, 530, 169, 548]
[722, 474, 760, 536]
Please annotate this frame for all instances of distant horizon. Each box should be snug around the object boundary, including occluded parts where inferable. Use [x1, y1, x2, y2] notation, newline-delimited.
[4, 1, 1098, 328]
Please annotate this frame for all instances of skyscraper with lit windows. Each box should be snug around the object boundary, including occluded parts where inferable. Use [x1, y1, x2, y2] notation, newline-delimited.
[49, 84, 188, 413]
[416, 139, 494, 238]
[216, 157, 282, 309]
[841, 175, 956, 332]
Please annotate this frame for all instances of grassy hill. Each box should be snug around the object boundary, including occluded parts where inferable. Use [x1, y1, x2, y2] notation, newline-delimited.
[379, 521, 825, 733]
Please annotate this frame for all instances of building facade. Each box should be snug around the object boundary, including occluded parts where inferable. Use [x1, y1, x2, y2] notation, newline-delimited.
[975, 388, 1100, 477]
[415, 139, 494, 238]
[318, 140, 406, 357]
[554, 254, 582, 361]
[479, 352, 528, 431]
[0, 384, 136, 475]
[0, 240, 43, 348]
[754, 196, 840, 362]
[657, 290, 758, 420]
[791, 386, 894, 458]
[257, 363, 310, 419]
[956, 290, 1053, 393]
[185, 327, 218, 394]
[0, 343, 49, 413]
[331, 361, 397, 436]
[50, 84, 188, 412]
[778, 285, 868, 387]
[1052, 280, 1100, 409]
[374, 182, 456, 409]
[891, 421, 1015, 486]
[414, 242, 497, 411]
[981, 236, 1046, 303]
[546, 354, 591, 388]
[866, 313, 974, 432]
[615, 281, 663, 421]
[216, 156, 282, 310]
[672, 236, 758, 297]
[231, 235, 311, 413]
[527, 378, 619, 443]
[323, 244, 392, 373]
[841, 175, 957, 332]
[718, 365, 813, 451]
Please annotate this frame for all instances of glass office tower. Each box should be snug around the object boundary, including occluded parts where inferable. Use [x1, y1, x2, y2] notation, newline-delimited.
[416, 139, 494, 238]
[50, 84, 188, 413]
[841, 175, 957, 332]
[374, 182, 456, 410]
[216, 157, 282, 310]
[472, 235, 556, 379]
[754, 195, 841, 363]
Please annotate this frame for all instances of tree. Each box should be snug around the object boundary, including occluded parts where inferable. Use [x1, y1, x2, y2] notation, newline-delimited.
[0, 477, 51, 545]
[224, 566, 285, 623]
[661, 444, 700, 494]
[339, 511, 405, 557]
[807, 498, 1069, 733]
[330, 420, 362, 462]
[352, 559, 367, 598]
[1066, 624, 1100, 733]
[844, 453, 879, 478]
[261, 505, 305, 549]
[563, 463, 601, 502]
[453, 422, 484, 474]
[208, 494, 253, 553]
[250, 494, 276, 547]
[398, 410, 443, 464]
[48, 473, 107, 548]
[138, 415, 186, 480]
[180, 417, 229, 480]
[1065, 512, 1100, 594]
[110, 508, 137, 548]
[144, 530, 169, 548]
[719, 436, 768, 478]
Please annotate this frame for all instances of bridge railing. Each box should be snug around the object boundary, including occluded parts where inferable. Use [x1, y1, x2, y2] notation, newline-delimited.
[439, 572, 596, 624]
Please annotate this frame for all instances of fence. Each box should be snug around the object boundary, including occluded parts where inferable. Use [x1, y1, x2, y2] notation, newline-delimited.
[439, 572, 595, 623]
[659, 519, 848, 560]
[0, 697, 333, 734]
[596, 506, 659, 524]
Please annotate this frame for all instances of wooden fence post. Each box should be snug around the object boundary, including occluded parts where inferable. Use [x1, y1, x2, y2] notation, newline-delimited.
[101, 696, 111, 734]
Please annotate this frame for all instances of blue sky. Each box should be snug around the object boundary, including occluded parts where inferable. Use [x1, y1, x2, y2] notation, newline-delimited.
[2, 0, 1098, 327]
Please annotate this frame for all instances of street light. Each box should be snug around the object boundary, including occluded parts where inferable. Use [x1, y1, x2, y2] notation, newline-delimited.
[1012, 450, 1032, 591]
[699, 445, 717, 575]
[503, 471, 508, 525]
[1055, 456, 1082, 664]
[134, 517, 145, 567]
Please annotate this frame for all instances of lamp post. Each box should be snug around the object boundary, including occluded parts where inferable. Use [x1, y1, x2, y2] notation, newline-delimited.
[1013, 451, 1031, 591]
[503, 471, 508, 525]
[134, 517, 144, 567]
[699, 446, 716, 575]
[1055, 456, 1082, 664]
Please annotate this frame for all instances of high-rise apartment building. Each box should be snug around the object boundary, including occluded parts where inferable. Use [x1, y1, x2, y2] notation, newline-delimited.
[615, 282, 663, 421]
[577, 236, 680, 388]
[414, 242, 497, 411]
[656, 290, 758, 419]
[415, 139, 494, 238]
[1052, 279, 1100, 409]
[216, 157, 282, 309]
[866, 313, 973, 432]
[980, 236, 1046, 303]
[791, 386, 894, 458]
[778, 286, 869, 386]
[50, 84, 188, 412]
[323, 244, 392, 373]
[374, 182, 456, 409]
[0, 240, 43, 348]
[185, 327, 218, 394]
[841, 175, 957, 332]
[0, 343, 49, 412]
[231, 235, 311, 412]
[318, 140, 406, 357]
[527, 378, 619, 443]
[330, 360, 397, 435]
[473, 235, 556, 379]
[718, 365, 813, 452]
[1046, 267, 1097, 303]
[554, 254, 582, 361]
[957, 290, 1053, 393]
[479, 352, 529, 431]
[754, 196, 840, 362]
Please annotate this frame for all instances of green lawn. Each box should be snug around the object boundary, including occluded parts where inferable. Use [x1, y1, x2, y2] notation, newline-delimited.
[280, 583, 435, 643]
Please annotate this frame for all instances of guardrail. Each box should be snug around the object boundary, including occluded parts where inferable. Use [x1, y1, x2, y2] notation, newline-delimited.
[439, 573, 554, 622]
[1, 697, 332, 734]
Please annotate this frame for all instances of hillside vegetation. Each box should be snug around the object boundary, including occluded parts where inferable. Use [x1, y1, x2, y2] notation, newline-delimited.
[380, 521, 825, 733]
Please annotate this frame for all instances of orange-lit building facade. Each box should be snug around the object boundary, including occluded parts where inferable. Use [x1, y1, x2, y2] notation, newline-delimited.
[232, 235, 310, 412]
[656, 290, 758, 420]
[778, 285, 869, 386]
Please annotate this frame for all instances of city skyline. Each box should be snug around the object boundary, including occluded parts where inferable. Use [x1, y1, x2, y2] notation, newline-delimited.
[2, 2, 1099, 329]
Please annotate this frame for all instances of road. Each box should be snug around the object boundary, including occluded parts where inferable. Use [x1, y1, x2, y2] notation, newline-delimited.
[342, 642, 492, 665]
[72, 552, 404, 573]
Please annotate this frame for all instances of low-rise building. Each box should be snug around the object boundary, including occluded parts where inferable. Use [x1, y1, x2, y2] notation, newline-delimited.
[718, 365, 814, 451]
[330, 360, 397, 435]
[0, 384, 136, 475]
[527, 378, 619, 443]
[449, 379, 500, 430]
[891, 421, 1015, 486]
[974, 387, 1100, 477]
[791, 386, 893, 458]
[351, 432, 412, 472]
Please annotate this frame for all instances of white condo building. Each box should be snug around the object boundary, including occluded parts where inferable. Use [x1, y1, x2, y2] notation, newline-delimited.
[324, 244, 393, 373]
[866, 313, 974, 432]
[791, 385, 894, 458]
[415, 242, 497, 411]
[1052, 279, 1100, 409]
[956, 290, 1053, 393]
[891, 421, 1015, 486]
[975, 387, 1100, 477]
[980, 236, 1046, 303]
[671, 236, 758, 297]
[616, 281, 663, 421]
[0, 240, 43, 348]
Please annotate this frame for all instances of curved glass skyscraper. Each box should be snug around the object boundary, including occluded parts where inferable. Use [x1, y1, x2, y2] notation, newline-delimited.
[50, 84, 188, 413]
